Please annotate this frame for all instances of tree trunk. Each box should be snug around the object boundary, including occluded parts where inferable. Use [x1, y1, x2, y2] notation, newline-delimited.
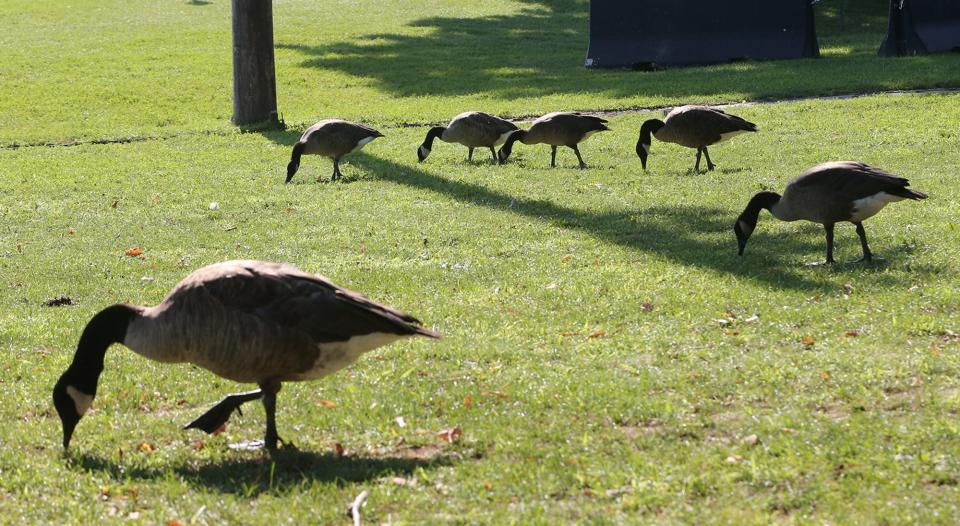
[231, 0, 280, 126]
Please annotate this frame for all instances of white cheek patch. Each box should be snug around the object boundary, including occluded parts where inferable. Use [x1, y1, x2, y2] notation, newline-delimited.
[419, 145, 430, 158]
[642, 143, 651, 154]
[67, 385, 94, 416]
[351, 136, 376, 153]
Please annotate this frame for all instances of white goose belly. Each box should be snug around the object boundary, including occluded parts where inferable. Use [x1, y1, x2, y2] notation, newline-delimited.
[292, 332, 405, 381]
[850, 192, 903, 222]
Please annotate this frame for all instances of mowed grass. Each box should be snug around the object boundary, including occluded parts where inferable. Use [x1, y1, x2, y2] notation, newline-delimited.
[2, 0, 960, 524]
[3, 93, 960, 524]
[1, 0, 959, 145]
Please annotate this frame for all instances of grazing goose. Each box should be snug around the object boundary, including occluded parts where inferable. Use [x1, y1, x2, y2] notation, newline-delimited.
[286, 119, 384, 183]
[497, 112, 610, 169]
[637, 105, 758, 172]
[417, 111, 519, 164]
[734, 161, 927, 264]
[53, 260, 440, 451]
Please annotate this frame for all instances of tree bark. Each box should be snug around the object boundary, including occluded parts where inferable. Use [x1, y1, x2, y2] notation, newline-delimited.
[231, 0, 280, 126]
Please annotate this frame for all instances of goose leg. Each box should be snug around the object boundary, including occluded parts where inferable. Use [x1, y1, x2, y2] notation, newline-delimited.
[331, 158, 342, 182]
[854, 222, 873, 262]
[694, 148, 703, 172]
[468, 147, 474, 161]
[184, 389, 263, 433]
[571, 145, 587, 170]
[703, 147, 716, 171]
[824, 223, 836, 264]
[489, 147, 498, 164]
[550, 146, 557, 168]
[260, 380, 285, 450]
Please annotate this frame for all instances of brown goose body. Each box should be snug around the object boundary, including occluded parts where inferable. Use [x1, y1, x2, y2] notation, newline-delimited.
[637, 105, 757, 172]
[286, 119, 384, 183]
[53, 260, 439, 450]
[418, 112, 518, 163]
[735, 161, 928, 263]
[498, 112, 610, 169]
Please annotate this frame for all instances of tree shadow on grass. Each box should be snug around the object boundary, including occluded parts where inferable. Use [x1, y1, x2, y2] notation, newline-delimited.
[260, 129, 915, 292]
[72, 448, 451, 495]
[273, 0, 939, 105]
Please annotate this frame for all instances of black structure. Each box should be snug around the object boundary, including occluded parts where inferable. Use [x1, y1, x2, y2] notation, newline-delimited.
[879, 0, 960, 56]
[586, 1, 819, 69]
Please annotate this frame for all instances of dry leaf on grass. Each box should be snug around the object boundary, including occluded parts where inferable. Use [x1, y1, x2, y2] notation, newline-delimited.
[167, 520, 186, 526]
[437, 426, 462, 443]
[820, 371, 832, 380]
[334, 442, 345, 457]
[124, 247, 144, 257]
[589, 329, 607, 339]
[845, 330, 860, 338]
[137, 442, 155, 453]
[211, 423, 226, 436]
[318, 399, 337, 409]
[801, 336, 816, 346]
[464, 394, 473, 409]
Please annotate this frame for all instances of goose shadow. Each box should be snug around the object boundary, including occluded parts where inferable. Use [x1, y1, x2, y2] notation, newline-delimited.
[71, 448, 451, 495]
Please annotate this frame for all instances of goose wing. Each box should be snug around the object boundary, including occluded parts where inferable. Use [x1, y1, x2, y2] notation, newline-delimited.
[170, 261, 438, 344]
[791, 161, 925, 201]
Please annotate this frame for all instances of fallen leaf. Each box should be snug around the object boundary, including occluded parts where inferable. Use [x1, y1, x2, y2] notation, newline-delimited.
[560, 331, 578, 337]
[589, 329, 607, 339]
[932, 343, 941, 356]
[193, 440, 205, 451]
[437, 426, 462, 443]
[483, 481, 493, 490]
[318, 399, 337, 409]
[111, 200, 119, 209]
[212, 423, 226, 436]
[125, 247, 144, 257]
[167, 520, 186, 526]
[334, 442, 345, 457]
[464, 394, 473, 409]
[560, 254, 572, 263]
[640, 303, 654, 312]
[488, 391, 509, 401]
[137, 441, 155, 453]
[820, 370, 832, 380]
[359, 243, 367, 253]
[781, 427, 797, 434]
[845, 330, 860, 338]
[801, 336, 816, 346]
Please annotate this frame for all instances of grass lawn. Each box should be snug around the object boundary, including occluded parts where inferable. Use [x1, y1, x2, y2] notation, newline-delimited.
[2, 0, 960, 524]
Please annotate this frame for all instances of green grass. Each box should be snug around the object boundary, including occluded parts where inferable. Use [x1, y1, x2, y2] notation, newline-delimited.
[2, 0, 960, 524]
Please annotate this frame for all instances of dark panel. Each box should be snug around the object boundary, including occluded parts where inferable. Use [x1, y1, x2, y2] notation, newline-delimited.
[586, 0, 819, 69]
[879, 0, 960, 56]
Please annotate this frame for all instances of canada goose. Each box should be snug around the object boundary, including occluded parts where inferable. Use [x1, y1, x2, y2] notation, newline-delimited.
[417, 111, 519, 164]
[286, 119, 384, 183]
[52, 260, 440, 451]
[637, 105, 758, 172]
[735, 161, 927, 264]
[497, 112, 610, 169]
